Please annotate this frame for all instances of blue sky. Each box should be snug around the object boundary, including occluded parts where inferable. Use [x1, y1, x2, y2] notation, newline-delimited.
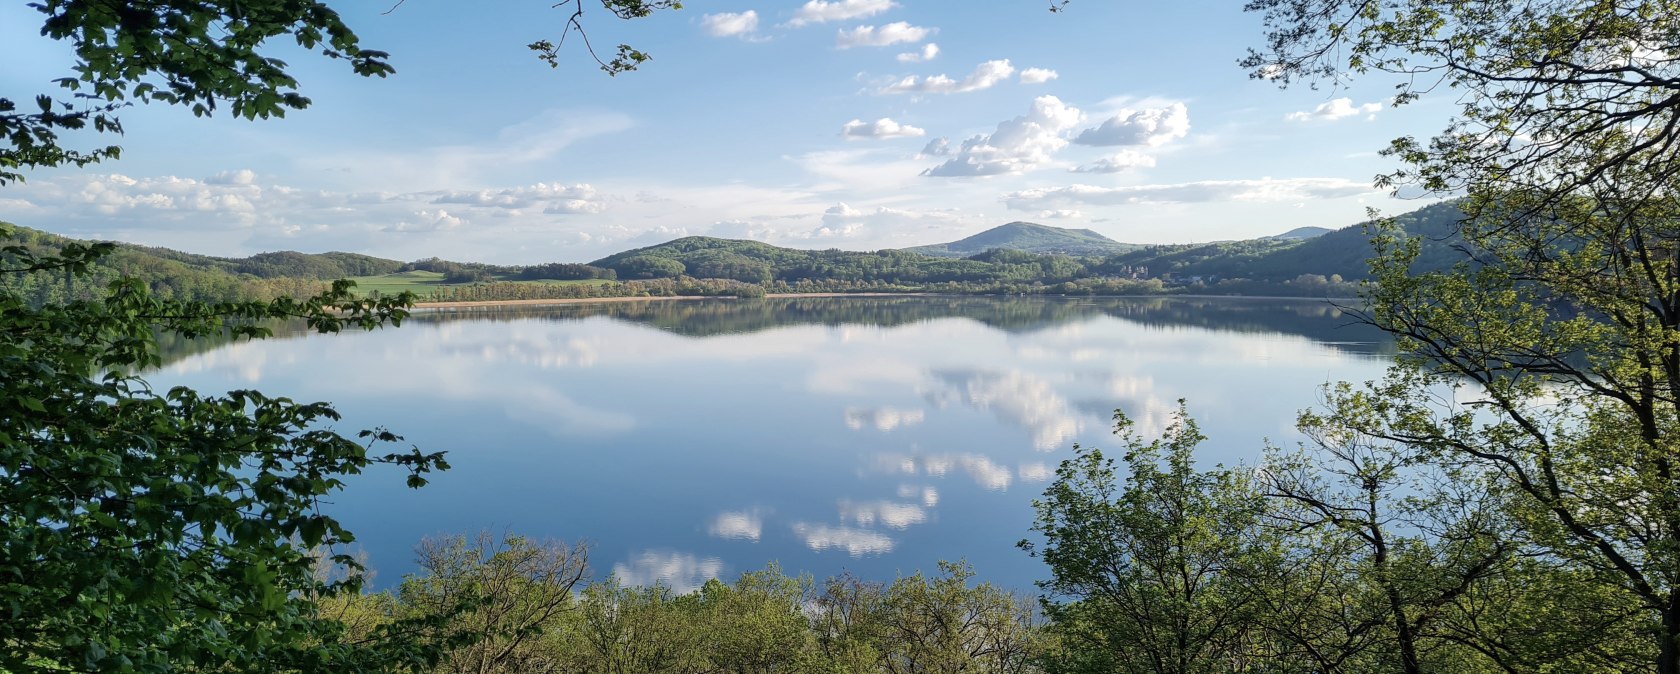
[0, 0, 1451, 264]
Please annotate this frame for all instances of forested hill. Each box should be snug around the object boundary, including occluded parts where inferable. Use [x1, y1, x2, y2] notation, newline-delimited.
[587, 235, 1099, 286]
[0, 223, 407, 305]
[4, 224, 405, 280]
[905, 221, 1139, 257]
[4, 200, 1467, 305]
[1102, 201, 1465, 282]
[1268, 226, 1332, 240]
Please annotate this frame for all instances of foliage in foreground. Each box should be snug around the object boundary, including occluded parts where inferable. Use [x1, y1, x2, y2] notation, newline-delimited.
[0, 225, 451, 672]
[322, 533, 1046, 674]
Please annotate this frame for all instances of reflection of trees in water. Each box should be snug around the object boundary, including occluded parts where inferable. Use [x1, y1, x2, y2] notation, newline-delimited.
[155, 296, 1394, 366]
[407, 296, 1393, 354]
[151, 319, 313, 369]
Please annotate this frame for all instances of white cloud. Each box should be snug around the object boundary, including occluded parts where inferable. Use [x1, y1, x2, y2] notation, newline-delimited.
[922, 95, 1082, 177]
[382, 209, 464, 233]
[788, 0, 895, 26]
[433, 182, 605, 213]
[841, 117, 928, 139]
[1035, 209, 1083, 219]
[896, 42, 940, 63]
[1003, 178, 1382, 209]
[206, 169, 256, 185]
[1286, 97, 1383, 122]
[1071, 150, 1157, 173]
[837, 22, 933, 48]
[1074, 102, 1190, 147]
[1019, 67, 1058, 84]
[701, 11, 759, 38]
[881, 59, 1014, 94]
[818, 202, 966, 240]
[920, 137, 952, 156]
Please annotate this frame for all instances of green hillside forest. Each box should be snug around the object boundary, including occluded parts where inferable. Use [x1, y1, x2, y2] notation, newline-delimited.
[0, 202, 1465, 307]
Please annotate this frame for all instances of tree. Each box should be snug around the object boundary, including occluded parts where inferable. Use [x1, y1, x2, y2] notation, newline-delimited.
[2, 2, 680, 670]
[0, 235, 450, 672]
[1259, 398, 1513, 674]
[1227, 2, 1680, 671]
[1022, 404, 1270, 674]
[1243, 0, 1680, 213]
[398, 532, 589, 674]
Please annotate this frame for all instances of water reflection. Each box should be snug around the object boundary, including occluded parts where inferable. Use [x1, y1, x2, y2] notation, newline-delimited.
[839, 500, 929, 529]
[791, 523, 896, 556]
[709, 510, 766, 542]
[612, 551, 725, 593]
[151, 296, 1395, 589]
[844, 407, 927, 432]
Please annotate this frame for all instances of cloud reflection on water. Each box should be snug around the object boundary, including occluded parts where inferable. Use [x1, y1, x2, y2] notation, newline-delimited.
[612, 550, 725, 594]
[844, 406, 926, 431]
[875, 452, 1015, 491]
[927, 370, 1081, 451]
[708, 509, 765, 542]
[839, 500, 928, 529]
[790, 523, 896, 556]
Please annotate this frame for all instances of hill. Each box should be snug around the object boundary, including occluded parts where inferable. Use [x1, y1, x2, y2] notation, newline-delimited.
[904, 222, 1139, 258]
[588, 235, 1095, 287]
[1099, 201, 1465, 282]
[1268, 226, 1332, 240]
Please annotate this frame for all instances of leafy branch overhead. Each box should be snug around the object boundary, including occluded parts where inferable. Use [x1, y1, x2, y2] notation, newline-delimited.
[2, 0, 680, 185]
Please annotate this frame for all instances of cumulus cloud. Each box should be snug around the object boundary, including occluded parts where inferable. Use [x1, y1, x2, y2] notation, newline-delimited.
[382, 209, 465, 233]
[1071, 150, 1157, 173]
[841, 117, 928, 139]
[1074, 102, 1190, 147]
[1019, 67, 1058, 84]
[818, 202, 965, 239]
[896, 43, 939, 62]
[920, 137, 952, 157]
[881, 59, 1014, 94]
[837, 22, 933, 48]
[433, 182, 606, 214]
[206, 169, 256, 185]
[1035, 209, 1083, 219]
[1003, 178, 1381, 209]
[1286, 97, 1383, 122]
[922, 95, 1082, 177]
[701, 10, 759, 38]
[788, 0, 895, 26]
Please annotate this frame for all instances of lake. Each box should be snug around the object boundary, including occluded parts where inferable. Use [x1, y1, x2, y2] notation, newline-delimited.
[154, 295, 1394, 592]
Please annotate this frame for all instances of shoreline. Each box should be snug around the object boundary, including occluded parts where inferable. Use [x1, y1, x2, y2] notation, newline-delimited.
[411, 292, 930, 310]
[410, 292, 1360, 310]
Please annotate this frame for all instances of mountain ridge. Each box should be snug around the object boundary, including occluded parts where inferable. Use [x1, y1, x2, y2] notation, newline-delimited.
[903, 221, 1140, 258]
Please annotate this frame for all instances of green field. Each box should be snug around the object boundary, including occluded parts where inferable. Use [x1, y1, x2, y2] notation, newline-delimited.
[343, 271, 612, 298]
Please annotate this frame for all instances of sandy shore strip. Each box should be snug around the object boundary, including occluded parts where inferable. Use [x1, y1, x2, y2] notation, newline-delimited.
[412, 292, 928, 310]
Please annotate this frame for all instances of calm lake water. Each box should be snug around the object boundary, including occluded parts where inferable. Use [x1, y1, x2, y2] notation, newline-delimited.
[155, 295, 1394, 592]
